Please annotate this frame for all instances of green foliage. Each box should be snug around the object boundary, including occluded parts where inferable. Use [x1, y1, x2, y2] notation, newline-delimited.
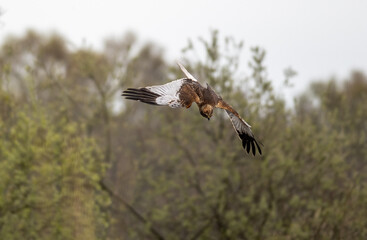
[0, 42, 109, 239]
[121, 31, 367, 239]
[1, 30, 366, 239]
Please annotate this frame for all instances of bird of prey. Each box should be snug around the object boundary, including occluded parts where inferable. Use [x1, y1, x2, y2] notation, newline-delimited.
[122, 62, 262, 155]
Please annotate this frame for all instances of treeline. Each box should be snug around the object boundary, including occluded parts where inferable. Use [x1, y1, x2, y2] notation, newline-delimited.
[0, 30, 366, 239]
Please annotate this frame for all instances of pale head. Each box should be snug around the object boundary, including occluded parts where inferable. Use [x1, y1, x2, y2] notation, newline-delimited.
[199, 104, 214, 120]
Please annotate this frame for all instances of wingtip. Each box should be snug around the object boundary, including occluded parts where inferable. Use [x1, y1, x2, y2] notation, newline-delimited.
[176, 61, 198, 81]
[239, 132, 263, 156]
[251, 139, 263, 156]
[255, 140, 262, 156]
[176, 60, 183, 67]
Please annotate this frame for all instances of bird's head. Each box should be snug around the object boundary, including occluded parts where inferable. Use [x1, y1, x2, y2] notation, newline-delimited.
[199, 104, 214, 121]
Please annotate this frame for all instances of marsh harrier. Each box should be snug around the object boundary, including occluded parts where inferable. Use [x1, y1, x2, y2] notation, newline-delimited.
[122, 63, 262, 155]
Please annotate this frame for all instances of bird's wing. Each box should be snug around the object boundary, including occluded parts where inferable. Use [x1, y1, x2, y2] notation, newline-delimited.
[177, 62, 198, 82]
[216, 99, 262, 155]
[122, 79, 201, 108]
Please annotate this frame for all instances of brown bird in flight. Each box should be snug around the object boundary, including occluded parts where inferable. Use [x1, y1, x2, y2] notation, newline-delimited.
[122, 62, 262, 155]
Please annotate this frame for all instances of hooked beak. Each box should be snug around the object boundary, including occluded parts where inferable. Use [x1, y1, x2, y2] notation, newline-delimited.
[207, 117, 210, 121]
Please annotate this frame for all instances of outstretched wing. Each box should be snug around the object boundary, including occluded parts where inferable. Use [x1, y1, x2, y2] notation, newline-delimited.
[122, 63, 203, 108]
[122, 78, 204, 108]
[177, 62, 198, 81]
[122, 79, 188, 108]
[216, 100, 262, 156]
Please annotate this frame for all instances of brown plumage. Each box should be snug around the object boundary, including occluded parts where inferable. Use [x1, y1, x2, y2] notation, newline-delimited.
[122, 62, 262, 156]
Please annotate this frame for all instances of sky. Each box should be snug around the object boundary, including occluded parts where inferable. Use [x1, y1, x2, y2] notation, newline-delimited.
[1, 0, 367, 102]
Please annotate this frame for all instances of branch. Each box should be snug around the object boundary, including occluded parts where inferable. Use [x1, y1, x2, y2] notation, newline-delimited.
[189, 220, 213, 240]
[46, 71, 88, 119]
[89, 76, 112, 163]
[171, 134, 204, 196]
[100, 180, 166, 240]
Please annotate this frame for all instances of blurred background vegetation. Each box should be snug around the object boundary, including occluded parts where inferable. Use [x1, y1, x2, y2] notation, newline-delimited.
[0, 28, 367, 240]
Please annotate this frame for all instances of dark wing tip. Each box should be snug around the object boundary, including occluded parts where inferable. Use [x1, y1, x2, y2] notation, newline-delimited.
[122, 88, 160, 105]
[238, 131, 263, 156]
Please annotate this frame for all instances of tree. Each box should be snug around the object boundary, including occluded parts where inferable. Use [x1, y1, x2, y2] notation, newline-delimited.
[1, 29, 366, 239]
[116, 31, 367, 239]
[0, 79, 109, 239]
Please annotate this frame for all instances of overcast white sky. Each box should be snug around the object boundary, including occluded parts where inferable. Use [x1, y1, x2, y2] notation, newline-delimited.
[1, 0, 367, 100]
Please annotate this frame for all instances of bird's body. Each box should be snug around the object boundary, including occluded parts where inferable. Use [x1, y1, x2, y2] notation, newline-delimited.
[122, 62, 262, 155]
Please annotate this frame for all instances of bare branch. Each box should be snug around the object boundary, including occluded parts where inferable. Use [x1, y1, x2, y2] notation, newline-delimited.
[100, 180, 166, 240]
